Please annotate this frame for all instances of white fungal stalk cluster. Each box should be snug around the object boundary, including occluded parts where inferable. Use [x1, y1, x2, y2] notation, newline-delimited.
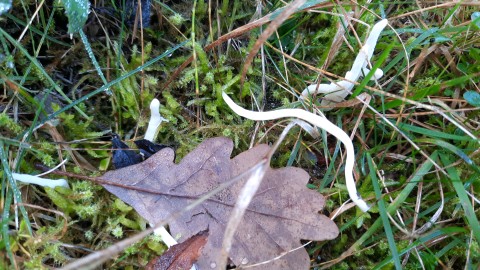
[223, 93, 371, 212]
[301, 19, 388, 109]
[224, 19, 389, 212]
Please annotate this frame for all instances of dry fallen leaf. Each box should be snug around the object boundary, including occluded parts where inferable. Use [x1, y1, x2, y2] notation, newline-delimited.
[102, 137, 338, 269]
[146, 229, 209, 270]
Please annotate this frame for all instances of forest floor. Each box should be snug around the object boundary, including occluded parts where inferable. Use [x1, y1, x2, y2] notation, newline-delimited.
[1, 0, 480, 269]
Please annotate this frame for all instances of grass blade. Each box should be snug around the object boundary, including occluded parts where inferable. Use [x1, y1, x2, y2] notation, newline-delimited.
[79, 29, 110, 93]
[0, 27, 88, 118]
[367, 152, 402, 269]
[440, 154, 480, 244]
[373, 226, 468, 269]
[335, 152, 438, 265]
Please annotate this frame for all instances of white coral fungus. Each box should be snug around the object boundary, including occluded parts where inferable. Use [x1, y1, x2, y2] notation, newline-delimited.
[224, 19, 389, 212]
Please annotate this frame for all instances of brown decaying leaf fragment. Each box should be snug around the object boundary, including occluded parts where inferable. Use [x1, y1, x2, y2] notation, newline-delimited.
[146, 229, 209, 270]
[102, 137, 338, 269]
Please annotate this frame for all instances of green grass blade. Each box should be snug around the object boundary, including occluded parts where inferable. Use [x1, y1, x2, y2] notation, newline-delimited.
[417, 138, 480, 174]
[14, 88, 51, 172]
[0, 141, 32, 268]
[345, 152, 437, 254]
[287, 134, 302, 166]
[0, 141, 31, 235]
[3, 13, 71, 47]
[383, 27, 439, 74]
[20, 5, 56, 93]
[1, 188, 15, 266]
[0, 73, 38, 107]
[440, 154, 480, 244]
[79, 29, 109, 93]
[320, 139, 340, 190]
[435, 237, 464, 258]
[368, 152, 402, 269]
[384, 72, 480, 110]
[396, 122, 473, 141]
[0, 27, 88, 118]
[270, 0, 328, 19]
[373, 226, 468, 269]
[351, 42, 395, 97]
[321, 115, 347, 190]
[61, 0, 89, 34]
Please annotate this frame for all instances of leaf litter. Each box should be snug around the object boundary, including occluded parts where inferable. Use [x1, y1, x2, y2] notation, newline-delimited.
[102, 137, 338, 269]
[146, 229, 209, 270]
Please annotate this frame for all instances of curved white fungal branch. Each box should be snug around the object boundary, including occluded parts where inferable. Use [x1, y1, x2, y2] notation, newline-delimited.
[12, 173, 69, 189]
[222, 92, 370, 212]
[301, 19, 388, 109]
[144, 98, 168, 142]
[223, 20, 389, 212]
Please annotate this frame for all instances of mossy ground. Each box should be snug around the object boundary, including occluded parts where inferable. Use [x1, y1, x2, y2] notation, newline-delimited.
[1, 1, 480, 269]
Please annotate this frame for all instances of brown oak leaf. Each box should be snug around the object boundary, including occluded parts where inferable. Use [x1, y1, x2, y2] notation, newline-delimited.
[146, 229, 209, 270]
[102, 137, 338, 269]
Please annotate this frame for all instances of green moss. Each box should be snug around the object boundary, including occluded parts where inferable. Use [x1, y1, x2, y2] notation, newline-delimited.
[0, 113, 22, 135]
[169, 13, 185, 27]
[45, 187, 75, 214]
[162, 91, 181, 112]
[111, 225, 123, 238]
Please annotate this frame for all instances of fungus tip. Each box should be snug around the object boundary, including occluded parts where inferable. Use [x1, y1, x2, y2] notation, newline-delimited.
[145, 98, 167, 142]
[150, 98, 160, 112]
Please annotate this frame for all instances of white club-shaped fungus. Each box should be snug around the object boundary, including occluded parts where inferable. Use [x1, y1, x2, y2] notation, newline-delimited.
[144, 98, 168, 142]
[301, 19, 388, 109]
[12, 173, 69, 189]
[223, 19, 389, 212]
